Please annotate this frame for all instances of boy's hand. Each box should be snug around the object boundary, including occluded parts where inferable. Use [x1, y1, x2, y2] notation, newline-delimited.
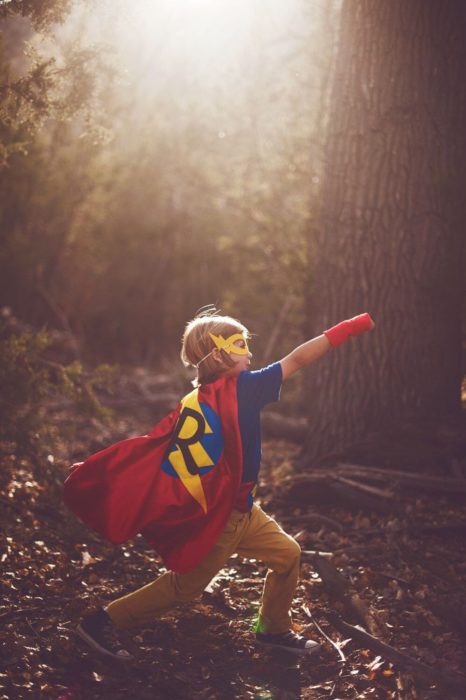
[280, 313, 375, 380]
[324, 313, 375, 347]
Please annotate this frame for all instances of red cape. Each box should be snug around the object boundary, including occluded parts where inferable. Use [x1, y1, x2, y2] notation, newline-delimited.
[63, 376, 243, 573]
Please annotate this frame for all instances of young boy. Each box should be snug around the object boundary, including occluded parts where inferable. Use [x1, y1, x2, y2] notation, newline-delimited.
[67, 308, 374, 661]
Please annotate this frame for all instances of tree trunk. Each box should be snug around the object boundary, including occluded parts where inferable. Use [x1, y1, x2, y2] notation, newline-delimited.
[304, 0, 466, 464]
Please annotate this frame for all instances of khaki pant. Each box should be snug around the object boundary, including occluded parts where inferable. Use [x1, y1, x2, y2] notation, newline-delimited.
[106, 504, 301, 635]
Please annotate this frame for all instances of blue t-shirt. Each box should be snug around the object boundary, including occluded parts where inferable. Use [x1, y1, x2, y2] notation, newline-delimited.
[234, 361, 282, 510]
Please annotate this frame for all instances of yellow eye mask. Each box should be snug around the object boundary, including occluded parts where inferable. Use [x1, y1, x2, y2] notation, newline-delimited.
[209, 332, 250, 355]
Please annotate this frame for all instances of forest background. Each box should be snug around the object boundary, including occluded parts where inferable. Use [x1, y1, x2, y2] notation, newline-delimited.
[0, 0, 341, 458]
[2, 2, 466, 699]
[3, 0, 464, 467]
[1, 0, 325, 364]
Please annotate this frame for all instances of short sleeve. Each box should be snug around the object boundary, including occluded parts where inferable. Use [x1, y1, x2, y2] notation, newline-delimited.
[237, 361, 282, 410]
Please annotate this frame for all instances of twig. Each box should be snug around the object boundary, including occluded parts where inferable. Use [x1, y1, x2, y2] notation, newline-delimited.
[302, 605, 346, 663]
[334, 475, 395, 500]
[301, 549, 334, 561]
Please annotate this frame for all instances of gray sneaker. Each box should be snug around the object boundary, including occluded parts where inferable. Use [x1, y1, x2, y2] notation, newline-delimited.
[77, 608, 134, 662]
[256, 630, 321, 656]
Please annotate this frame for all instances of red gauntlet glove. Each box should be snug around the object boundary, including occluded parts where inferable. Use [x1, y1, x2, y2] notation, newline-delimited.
[324, 313, 374, 348]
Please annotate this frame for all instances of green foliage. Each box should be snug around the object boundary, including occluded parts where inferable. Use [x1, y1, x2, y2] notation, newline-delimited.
[0, 6, 112, 166]
[0, 326, 50, 448]
[0, 53, 56, 164]
[0, 1, 338, 367]
[58, 359, 116, 418]
[0, 316, 116, 457]
[0, 0, 73, 30]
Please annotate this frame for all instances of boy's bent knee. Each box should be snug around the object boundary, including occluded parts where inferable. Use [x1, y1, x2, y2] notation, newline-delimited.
[287, 537, 301, 562]
[269, 536, 301, 574]
[280, 536, 301, 571]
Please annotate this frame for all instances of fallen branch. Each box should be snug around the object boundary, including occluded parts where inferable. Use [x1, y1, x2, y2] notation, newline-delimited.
[334, 475, 395, 501]
[307, 552, 349, 599]
[333, 544, 394, 558]
[302, 605, 346, 662]
[325, 612, 466, 697]
[336, 463, 466, 495]
[286, 466, 466, 496]
[309, 553, 384, 636]
[281, 474, 400, 514]
[278, 512, 344, 532]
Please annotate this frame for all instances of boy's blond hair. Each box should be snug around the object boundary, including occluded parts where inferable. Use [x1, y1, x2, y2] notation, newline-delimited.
[181, 307, 250, 386]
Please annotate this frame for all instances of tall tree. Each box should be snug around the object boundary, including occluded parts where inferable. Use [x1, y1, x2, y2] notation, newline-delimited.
[303, 0, 466, 465]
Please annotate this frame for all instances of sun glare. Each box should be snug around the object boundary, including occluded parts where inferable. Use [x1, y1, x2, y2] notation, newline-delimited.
[138, 1, 252, 67]
[106, 0, 297, 90]
[45, 0, 315, 109]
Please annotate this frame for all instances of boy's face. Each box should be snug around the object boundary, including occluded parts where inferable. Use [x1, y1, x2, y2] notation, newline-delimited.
[216, 335, 252, 376]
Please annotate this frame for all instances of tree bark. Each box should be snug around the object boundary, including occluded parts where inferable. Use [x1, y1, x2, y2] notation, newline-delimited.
[304, 0, 466, 464]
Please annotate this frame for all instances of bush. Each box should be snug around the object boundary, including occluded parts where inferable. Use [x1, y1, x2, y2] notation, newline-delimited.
[0, 309, 116, 459]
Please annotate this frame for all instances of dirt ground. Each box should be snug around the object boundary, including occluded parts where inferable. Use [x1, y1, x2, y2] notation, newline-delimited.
[1, 403, 466, 700]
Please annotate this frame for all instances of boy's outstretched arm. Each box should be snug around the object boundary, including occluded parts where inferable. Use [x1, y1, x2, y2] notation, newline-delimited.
[280, 313, 375, 381]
